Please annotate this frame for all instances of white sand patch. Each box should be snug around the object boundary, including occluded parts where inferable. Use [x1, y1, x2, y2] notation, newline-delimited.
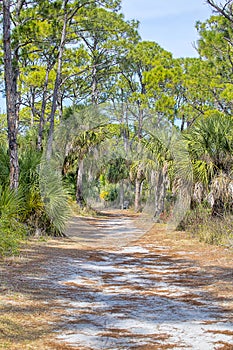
[118, 246, 150, 254]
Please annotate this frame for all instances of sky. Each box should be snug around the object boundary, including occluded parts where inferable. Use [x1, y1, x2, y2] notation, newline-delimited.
[121, 0, 213, 58]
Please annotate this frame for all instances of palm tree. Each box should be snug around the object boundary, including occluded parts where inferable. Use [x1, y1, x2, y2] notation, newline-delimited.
[184, 113, 233, 217]
[61, 108, 121, 207]
[106, 156, 130, 209]
[138, 121, 193, 225]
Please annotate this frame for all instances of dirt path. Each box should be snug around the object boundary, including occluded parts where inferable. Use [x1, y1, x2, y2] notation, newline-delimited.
[0, 210, 233, 349]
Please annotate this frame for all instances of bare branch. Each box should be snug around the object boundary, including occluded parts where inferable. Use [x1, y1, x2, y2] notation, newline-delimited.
[206, 0, 233, 23]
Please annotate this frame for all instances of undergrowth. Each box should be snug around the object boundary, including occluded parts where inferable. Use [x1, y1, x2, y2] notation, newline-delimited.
[178, 206, 233, 247]
[70, 200, 97, 217]
[0, 218, 27, 256]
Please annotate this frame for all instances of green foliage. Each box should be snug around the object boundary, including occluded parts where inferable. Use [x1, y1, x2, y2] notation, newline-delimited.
[106, 157, 129, 184]
[0, 146, 10, 187]
[99, 174, 106, 187]
[19, 148, 41, 186]
[39, 160, 72, 235]
[0, 186, 27, 256]
[178, 205, 211, 231]
[43, 179, 71, 234]
[0, 140, 71, 240]
[198, 217, 233, 246]
[17, 147, 46, 231]
[0, 114, 8, 146]
[100, 185, 118, 202]
[0, 186, 24, 220]
[0, 148, 27, 255]
[0, 217, 27, 256]
[184, 114, 233, 185]
[194, 15, 233, 117]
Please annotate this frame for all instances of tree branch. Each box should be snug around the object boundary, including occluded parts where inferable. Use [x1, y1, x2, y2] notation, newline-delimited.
[206, 0, 233, 23]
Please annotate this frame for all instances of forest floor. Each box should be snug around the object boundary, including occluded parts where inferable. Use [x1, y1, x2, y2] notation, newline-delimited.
[0, 210, 233, 350]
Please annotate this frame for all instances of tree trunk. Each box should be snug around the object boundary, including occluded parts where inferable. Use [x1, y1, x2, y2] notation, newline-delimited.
[76, 158, 85, 207]
[120, 97, 129, 153]
[91, 63, 99, 105]
[211, 199, 225, 218]
[57, 91, 63, 120]
[135, 177, 141, 212]
[30, 86, 36, 126]
[180, 114, 185, 132]
[134, 165, 145, 212]
[120, 179, 124, 209]
[46, 0, 68, 159]
[154, 165, 169, 221]
[37, 64, 51, 151]
[137, 103, 144, 139]
[3, 0, 19, 189]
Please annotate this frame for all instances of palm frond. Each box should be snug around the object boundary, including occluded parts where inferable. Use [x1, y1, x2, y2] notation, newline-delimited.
[39, 163, 71, 234]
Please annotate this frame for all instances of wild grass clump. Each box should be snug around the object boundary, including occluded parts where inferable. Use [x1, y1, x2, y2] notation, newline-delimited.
[0, 186, 27, 256]
[0, 218, 27, 256]
[197, 216, 233, 247]
[178, 205, 233, 247]
[70, 200, 97, 217]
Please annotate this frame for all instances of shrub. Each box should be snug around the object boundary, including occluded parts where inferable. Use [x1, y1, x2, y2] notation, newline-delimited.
[0, 187, 27, 256]
[178, 205, 233, 247]
[197, 217, 233, 246]
[0, 218, 27, 256]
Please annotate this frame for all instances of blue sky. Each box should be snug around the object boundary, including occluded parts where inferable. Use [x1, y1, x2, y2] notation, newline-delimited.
[121, 0, 213, 58]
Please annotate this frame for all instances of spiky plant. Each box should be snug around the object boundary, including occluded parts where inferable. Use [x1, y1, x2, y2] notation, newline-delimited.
[18, 147, 71, 235]
[0, 146, 10, 187]
[39, 162, 72, 235]
[184, 113, 233, 216]
[0, 186, 27, 256]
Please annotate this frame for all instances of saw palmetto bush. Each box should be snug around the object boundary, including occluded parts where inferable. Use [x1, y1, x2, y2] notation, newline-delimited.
[19, 148, 46, 233]
[0, 143, 72, 255]
[39, 131, 73, 234]
[0, 146, 26, 255]
[20, 147, 71, 236]
[184, 113, 233, 215]
[0, 186, 27, 256]
[180, 114, 233, 245]
[0, 146, 10, 187]
[39, 159, 72, 235]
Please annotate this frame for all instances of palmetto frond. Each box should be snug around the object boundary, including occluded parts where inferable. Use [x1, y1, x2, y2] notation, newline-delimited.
[184, 114, 233, 185]
[0, 186, 24, 220]
[39, 162, 71, 234]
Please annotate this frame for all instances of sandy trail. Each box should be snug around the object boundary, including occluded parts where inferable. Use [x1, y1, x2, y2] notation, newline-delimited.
[0, 210, 233, 349]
